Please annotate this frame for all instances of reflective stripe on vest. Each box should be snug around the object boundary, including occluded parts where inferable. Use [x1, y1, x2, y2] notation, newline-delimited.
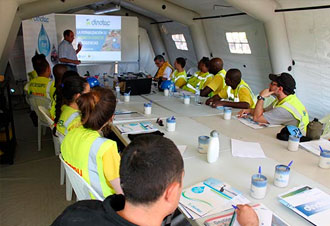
[88, 137, 108, 199]
[173, 72, 187, 83]
[281, 102, 306, 131]
[64, 112, 80, 135]
[46, 80, 53, 99]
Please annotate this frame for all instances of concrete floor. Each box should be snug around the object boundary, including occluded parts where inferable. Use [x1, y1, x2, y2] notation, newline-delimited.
[0, 108, 74, 226]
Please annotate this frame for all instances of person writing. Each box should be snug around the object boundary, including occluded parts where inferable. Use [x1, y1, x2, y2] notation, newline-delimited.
[58, 30, 82, 72]
[153, 55, 174, 81]
[52, 76, 90, 136]
[200, 57, 226, 97]
[238, 73, 309, 133]
[183, 57, 213, 94]
[206, 69, 256, 109]
[171, 57, 187, 89]
[61, 87, 123, 199]
[53, 135, 259, 226]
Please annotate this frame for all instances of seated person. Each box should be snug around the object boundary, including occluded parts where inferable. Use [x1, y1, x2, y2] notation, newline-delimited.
[238, 73, 309, 133]
[61, 87, 123, 199]
[206, 69, 256, 109]
[200, 57, 226, 97]
[50, 64, 68, 119]
[171, 57, 187, 88]
[52, 135, 259, 226]
[27, 53, 55, 102]
[52, 76, 90, 136]
[153, 55, 174, 81]
[183, 57, 213, 94]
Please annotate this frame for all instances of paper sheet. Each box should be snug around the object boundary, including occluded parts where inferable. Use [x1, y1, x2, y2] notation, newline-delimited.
[236, 116, 280, 129]
[231, 139, 266, 158]
[299, 138, 330, 156]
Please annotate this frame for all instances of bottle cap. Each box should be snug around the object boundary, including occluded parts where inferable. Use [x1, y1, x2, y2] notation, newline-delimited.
[210, 130, 219, 137]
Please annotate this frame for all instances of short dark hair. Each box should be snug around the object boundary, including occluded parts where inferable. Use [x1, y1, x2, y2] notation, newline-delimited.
[63, 30, 72, 37]
[120, 135, 184, 205]
[32, 53, 49, 75]
[154, 55, 165, 62]
[200, 57, 210, 68]
[176, 57, 186, 68]
[77, 87, 116, 130]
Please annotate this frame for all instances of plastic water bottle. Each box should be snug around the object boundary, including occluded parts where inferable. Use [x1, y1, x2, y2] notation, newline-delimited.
[207, 130, 220, 163]
[115, 83, 120, 99]
[169, 83, 174, 96]
[195, 85, 200, 104]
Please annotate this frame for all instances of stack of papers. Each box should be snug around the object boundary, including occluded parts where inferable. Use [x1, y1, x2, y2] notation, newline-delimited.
[116, 121, 158, 134]
[299, 138, 330, 156]
[204, 203, 289, 226]
[179, 178, 249, 220]
[114, 110, 146, 123]
[237, 116, 280, 129]
[231, 139, 266, 158]
[278, 186, 330, 226]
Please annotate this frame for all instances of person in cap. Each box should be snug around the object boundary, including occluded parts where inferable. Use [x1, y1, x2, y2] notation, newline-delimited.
[238, 73, 309, 133]
[206, 69, 256, 109]
[52, 135, 259, 226]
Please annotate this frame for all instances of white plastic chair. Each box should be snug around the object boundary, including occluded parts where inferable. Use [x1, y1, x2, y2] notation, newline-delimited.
[27, 95, 51, 151]
[321, 114, 330, 139]
[38, 106, 66, 186]
[186, 67, 198, 78]
[59, 154, 103, 201]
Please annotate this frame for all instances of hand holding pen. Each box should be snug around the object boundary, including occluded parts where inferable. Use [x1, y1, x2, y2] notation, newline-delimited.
[231, 204, 259, 226]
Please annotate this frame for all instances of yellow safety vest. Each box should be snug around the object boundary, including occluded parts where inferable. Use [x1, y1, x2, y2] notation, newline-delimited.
[28, 76, 55, 101]
[61, 126, 119, 199]
[56, 105, 81, 135]
[183, 71, 213, 93]
[155, 61, 174, 79]
[225, 79, 256, 108]
[208, 69, 226, 97]
[273, 95, 309, 132]
[171, 70, 187, 88]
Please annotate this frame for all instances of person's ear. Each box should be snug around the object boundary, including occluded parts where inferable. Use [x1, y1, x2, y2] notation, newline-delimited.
[74, 93, 81, 100]
[164, 181, 181, 204]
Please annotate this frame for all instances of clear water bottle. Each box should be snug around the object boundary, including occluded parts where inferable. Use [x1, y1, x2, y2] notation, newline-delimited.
[195, 85, 200, 104]
[169, 83, 174, 96]
[115, 83, 120, 99]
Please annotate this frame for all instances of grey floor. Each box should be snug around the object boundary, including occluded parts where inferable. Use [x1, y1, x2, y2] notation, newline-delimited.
[0, 108, 74, 226]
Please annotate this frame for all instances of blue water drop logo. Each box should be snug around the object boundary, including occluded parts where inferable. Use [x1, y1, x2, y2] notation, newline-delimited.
[192, 186, 205, 193]
[38, 24, 51, 56]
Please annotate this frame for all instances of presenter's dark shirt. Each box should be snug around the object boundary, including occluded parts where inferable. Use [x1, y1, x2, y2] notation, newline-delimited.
[51, 194, 138, 226]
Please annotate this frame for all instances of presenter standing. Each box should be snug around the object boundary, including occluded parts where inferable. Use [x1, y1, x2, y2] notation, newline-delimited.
[58, 30, 82, 72]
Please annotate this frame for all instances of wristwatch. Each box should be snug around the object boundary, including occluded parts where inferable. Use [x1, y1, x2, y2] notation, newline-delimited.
[257, 95, 265, 101]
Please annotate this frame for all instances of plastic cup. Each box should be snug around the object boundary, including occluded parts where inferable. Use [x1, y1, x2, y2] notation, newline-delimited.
[164, 89, 169, 96]
[184, 96, 190, 105]
[124, 93, 130, 102]
[274, 164, 290, 187]
[224, 107, 232, 120]
[288, 135, 300, 151]
[198, 136, 210, 154]
[319, 149, 330, 169]
[144, 103, 152, 115]
[250, 174, 267, 199]
[166, 117, 176, 132]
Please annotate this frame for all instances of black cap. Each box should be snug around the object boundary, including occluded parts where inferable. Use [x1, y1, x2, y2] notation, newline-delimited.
[269, 72, 296, 94]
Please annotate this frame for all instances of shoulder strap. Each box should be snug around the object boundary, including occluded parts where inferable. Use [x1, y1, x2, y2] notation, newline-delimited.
[64, 112, 80, 135]
[46, 80, 53, 99]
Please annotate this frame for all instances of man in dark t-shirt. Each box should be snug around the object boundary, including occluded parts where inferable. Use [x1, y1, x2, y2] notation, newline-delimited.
[52, 135, 259, 226]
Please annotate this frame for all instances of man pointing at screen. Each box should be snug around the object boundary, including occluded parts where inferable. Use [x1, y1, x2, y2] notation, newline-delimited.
[58, 29, 82, 72]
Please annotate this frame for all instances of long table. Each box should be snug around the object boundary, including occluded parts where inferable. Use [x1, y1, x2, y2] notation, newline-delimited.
[112, 91, 330, 226]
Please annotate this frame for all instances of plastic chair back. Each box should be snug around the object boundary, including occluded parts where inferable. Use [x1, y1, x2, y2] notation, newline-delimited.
[27, 95, 51, 126]
[38, 106, 54, 128]
[186, 67, 198, 78]
[59, 154, 104, 201]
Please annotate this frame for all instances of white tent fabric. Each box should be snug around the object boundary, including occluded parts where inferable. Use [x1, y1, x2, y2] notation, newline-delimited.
[284, 9, 330, 119]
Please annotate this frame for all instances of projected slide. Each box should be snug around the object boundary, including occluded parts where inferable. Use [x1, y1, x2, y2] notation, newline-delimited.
[76, 15, 121, 62]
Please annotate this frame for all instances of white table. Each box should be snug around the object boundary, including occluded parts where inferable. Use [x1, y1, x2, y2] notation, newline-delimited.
[192, 115, 330, 189]
[142, 93, 224, 117]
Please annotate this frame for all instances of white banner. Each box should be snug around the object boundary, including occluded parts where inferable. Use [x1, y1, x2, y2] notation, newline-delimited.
[22, 14, 58, 80]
